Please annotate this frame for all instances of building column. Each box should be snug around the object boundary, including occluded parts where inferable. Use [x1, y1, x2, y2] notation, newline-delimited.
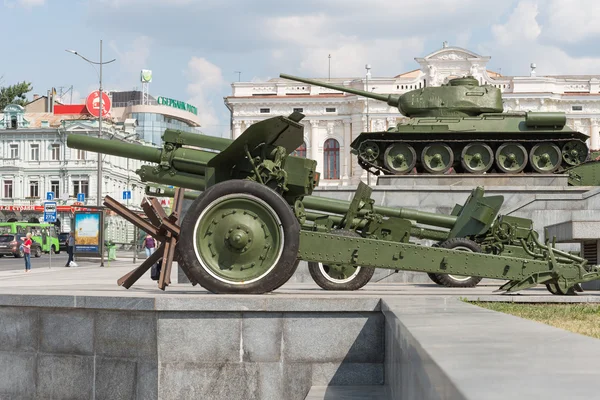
[591, 118, 599, 151]
[232, 120, 242, 139]
[342, 120, 352, 184]
[310, 120, 321, 174]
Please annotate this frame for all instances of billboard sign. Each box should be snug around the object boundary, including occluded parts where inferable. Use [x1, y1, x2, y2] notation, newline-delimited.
[73, 210, 104, 256]
[141, 69, 153, 83]
[156, 96, 198, 115]
[85, 90, 111, 118]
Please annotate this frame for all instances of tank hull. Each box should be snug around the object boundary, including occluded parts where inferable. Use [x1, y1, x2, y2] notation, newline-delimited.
[352, 113, 590, 175]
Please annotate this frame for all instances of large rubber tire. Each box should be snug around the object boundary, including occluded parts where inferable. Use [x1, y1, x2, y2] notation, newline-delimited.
[178, 180, 300, 294]
[307, 230, 375, 291]
[429, 238, 483, 288]
[34, 247, 42, 258]
[427, 273, 443, 285]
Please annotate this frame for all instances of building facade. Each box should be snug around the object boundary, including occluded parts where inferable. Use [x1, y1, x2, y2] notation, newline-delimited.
[224, 43, 600, 186]
[0, 104, 150, 243]
[109, 90, 202, 146]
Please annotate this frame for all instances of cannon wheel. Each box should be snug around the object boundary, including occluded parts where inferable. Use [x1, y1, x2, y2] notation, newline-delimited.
[429, 238, 483, 288]
[178, 180, 300, 294]
[307, 230, 375, 290]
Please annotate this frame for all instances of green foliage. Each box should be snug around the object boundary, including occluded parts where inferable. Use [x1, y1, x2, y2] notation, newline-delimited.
[0, 81, 33, 110]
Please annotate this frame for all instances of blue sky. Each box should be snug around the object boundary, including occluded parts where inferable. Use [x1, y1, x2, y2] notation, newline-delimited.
[2, 0, 599, 137]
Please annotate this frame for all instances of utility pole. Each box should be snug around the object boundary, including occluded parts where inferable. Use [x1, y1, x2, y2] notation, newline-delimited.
[235, 71, 241, 82]
[365, 64, 371, 132]
[328, 54, 331, 81]
[66, 40, 116, 268]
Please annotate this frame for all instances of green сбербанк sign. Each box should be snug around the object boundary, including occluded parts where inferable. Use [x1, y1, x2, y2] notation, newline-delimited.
[157, 96, 198, 115]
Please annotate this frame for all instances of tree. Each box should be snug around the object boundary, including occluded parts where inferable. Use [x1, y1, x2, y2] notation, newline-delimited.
[0, 81, 33, 110]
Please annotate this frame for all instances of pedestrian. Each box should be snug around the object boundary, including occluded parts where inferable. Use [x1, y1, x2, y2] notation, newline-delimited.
[144, 234, 156, 258]
[65, 231, 75, 267]
[22, 232, 32, 272]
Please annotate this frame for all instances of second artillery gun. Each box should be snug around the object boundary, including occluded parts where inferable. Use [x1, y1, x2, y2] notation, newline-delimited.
[67, 112, 600, 295]
[280, 73, 592, 177]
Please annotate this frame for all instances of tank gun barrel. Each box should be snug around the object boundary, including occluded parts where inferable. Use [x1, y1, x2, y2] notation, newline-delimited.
[280, 73, 400, 107]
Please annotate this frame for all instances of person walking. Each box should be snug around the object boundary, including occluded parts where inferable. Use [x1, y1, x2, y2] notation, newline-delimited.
[65, 231, 75, 267]
[22, 232, 32, 272]
[144, 234, 156, 258]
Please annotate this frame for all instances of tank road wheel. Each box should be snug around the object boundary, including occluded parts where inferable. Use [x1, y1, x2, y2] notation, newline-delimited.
[179, 180, 300, 294]
[545, 282, 578, 296]
[307, 230, 375, 290]
[529, 143, 562, 173]
[383, 143, 417, 175]
[561, 140, 588, 166]
[421, 143, 454, 174]
[495, 143, 528, 173]
[429, 238, 483, 288]
[460, 143, 494, 173]
[357, 141, 380, 164]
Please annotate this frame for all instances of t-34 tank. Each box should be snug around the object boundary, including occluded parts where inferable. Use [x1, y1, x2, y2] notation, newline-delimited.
[280, 73, 590, 175]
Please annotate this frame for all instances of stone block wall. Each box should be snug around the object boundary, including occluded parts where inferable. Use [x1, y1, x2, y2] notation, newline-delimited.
[0, 304, 383, 400]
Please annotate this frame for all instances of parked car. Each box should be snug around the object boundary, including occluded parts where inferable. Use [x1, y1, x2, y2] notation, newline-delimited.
[58, 232, 70, 252]
[0, 234, 42, 258]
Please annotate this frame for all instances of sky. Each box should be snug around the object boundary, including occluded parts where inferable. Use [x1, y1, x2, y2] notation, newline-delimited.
[1, 0, 600, 138]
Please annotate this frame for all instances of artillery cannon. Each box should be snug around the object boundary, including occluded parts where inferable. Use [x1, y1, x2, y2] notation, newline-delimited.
[67, 113, 600, 295]
[279, 73, 591, 177]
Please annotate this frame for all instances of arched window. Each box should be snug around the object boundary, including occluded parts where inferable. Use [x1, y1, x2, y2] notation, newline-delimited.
[323, 139, 340, 179]
[292, 141, 306, 158]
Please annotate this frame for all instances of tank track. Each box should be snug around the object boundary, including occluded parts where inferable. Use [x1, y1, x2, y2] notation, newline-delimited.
[356, 136, 589, 176]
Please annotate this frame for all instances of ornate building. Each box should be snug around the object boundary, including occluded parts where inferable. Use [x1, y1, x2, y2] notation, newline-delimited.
[224, 42, 600, 186]
[0, 104, 150, 243]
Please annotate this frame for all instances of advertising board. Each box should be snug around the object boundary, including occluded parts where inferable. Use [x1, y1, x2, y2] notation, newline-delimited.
[73, 210, 104, 256]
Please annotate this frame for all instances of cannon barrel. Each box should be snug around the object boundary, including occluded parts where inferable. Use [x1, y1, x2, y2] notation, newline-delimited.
[162, 129, 233, 151]
[66, 134, 215, 176]
[145, 184, 202, 200]
[302, 195, 457, 229]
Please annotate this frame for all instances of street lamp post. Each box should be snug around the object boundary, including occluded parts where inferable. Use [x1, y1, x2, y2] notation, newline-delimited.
[365, 64, 371, 132]
[66, 40, 115, 267]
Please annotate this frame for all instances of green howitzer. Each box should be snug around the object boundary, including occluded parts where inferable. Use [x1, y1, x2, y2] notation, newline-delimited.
[280, 73, 592, 177]
[67, 113, 600, 295]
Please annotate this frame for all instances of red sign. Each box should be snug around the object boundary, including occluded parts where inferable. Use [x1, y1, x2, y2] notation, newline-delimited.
[85, 90, 111, 118]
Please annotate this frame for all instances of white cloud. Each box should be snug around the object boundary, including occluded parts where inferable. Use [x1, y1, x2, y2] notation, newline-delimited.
[491, 1, 541, 47]
[545, 0, 600, 44]
[107, 36, 152, 89]
[184, 57, 228, 137]
[480, 0, 600, 76]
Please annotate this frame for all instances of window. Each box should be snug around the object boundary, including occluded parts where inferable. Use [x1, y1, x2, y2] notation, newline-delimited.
[30, 144, 39, 161]
[293, 108, 304, 113]
[51, 144, 60, 161]
[9, 144, 18, 159]
[73, 180, 89, 198]
[51, 180, 59, 195]
[323, 139, 340, 179]
[10, 116, 17, 129]
[292, 141, 307, 158]
[325, 107, 336, 113]
[3, 180, 13, 198]
[260, 108, 271, 114]
[29, 181, 39, 198]
[572, 105, 583, 111]
[77, 149, 86, 160]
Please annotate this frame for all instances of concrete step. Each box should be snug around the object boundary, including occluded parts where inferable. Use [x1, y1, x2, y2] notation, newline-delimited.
[305, 385, 387, 400]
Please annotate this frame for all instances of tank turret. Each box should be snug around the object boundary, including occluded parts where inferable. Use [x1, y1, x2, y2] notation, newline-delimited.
[280, 73, 590, 176]
[279, 73, 503, 117]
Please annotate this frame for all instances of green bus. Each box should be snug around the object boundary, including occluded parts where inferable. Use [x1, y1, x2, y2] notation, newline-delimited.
[0, 222, 61, 254]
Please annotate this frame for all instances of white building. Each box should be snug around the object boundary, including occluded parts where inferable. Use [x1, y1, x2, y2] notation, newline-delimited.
[224, 42, 600, 186]
[0, 103, 149, 243]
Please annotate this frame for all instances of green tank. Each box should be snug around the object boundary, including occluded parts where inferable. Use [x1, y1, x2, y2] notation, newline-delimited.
[280, 73, 590, 175]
